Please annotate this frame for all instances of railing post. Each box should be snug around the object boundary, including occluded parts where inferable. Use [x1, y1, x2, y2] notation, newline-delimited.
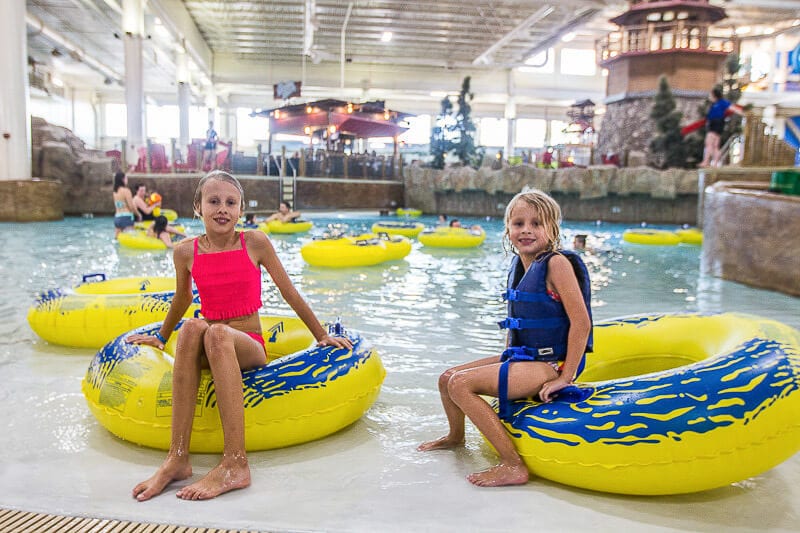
[257, 144, 263, 174]
[299, 148, 306, 176]
[170, 138, 176, 173]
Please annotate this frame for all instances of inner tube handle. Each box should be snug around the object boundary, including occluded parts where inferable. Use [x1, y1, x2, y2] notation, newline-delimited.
[82, 272, 107, 283]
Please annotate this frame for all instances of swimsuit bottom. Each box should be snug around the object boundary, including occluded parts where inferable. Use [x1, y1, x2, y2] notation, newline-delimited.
[114, 213, 134, 229]
[246, 331, 265, 347]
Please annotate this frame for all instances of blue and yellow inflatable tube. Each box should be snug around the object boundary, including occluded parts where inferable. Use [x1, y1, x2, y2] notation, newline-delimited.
[27, 274, 200, 349]
[497, 313, 800, 495]
[82, 317, 385, 452]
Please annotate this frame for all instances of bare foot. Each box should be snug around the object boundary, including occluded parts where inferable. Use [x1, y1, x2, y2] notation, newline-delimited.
[132, 457, 192, 501]
[417, 435, 465, 451]
[175, 457, 251, 500]
[467, 463, 529, 487]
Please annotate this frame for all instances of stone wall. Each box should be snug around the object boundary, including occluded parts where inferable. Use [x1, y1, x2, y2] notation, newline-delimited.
[405, 163, 700, 224]
[702, 181, 800, 297]
[61, 173, 402, 217]
[0, 179, 63, 221]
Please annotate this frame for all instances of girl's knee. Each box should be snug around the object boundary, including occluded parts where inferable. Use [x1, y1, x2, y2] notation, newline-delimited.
[446, 371, 473, 399]
[203, 323, 233, 358]
[181, 317, 209, 337]
[438, 368, 456, 390]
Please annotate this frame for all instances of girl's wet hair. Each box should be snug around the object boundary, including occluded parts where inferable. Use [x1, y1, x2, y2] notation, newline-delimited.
[193, 170, 246, 215]
[502, 188, 562, 255]
[113, 171, 126, 192]
[153, 215, 169, 234]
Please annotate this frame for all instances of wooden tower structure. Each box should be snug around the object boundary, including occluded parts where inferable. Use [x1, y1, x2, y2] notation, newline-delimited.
[595, 0, 735, 162]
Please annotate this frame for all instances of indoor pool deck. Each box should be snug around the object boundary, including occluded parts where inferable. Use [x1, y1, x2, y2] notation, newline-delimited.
[1, 380, 799, 533]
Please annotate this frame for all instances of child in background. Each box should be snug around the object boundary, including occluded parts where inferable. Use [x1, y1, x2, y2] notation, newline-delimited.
[127, 170, 351, 501]
[418, 189, 592, 487]
[266, 201, 302, 223]
[146, 215, 186, 249]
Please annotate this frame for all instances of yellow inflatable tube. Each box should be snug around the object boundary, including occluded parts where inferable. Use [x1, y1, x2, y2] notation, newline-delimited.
[301, 236, 389, 267]
[622, 228, 681, 245]
[118, 230, 168, 250]
[27, 274, 200, 349]
[152, 207, 178, 221]
[419, 227, 486, 248]
[395, 208, 422, 217]
[497, 313, 800, 495]
[676, 227, 703, 245]
[371, 221, 424, 238]
[352, 232, 412, 261]
[82, 318, 386, 453]
[267, 219, 313, 234]
[134, 221, 187, 235]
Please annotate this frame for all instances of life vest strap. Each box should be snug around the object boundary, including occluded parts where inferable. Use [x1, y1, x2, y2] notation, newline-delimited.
[497, 347, 585, 421]
[502, 288, 551, 303]
[497, 317, 565, 330]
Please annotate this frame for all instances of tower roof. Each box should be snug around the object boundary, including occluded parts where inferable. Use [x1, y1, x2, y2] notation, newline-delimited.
[610, 1, 726, 26]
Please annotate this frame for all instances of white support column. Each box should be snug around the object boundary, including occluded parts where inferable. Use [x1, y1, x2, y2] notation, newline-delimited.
[176, 47, 190, 149]
[123, 0, 145, 153]
[504, 69, 516, 160]
[0, 0, 31, 179]
[178, 83, 191, 148]
[205, 88, 218, 141]
[220, 106, 236, 148]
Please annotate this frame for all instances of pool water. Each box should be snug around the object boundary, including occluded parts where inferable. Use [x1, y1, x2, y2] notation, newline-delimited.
[1, 213, 798, 532]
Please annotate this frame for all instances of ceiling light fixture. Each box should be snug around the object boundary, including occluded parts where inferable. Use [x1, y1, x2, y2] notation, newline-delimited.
[381, 31, 392, 42]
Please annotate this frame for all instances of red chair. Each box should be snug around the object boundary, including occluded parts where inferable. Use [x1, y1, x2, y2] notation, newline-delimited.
[213, 141, 232, 171]
[134, 146, 147, 172]
[149, 143, 170, 173]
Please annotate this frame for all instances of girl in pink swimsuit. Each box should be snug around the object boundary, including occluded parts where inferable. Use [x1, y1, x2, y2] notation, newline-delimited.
[127, 170, 352, 502]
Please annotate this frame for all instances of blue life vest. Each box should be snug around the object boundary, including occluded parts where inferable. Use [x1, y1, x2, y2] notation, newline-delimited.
[496, 250, 593, 420]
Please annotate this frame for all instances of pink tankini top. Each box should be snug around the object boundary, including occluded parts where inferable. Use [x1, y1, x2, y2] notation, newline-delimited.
[191, 232, 262, 320]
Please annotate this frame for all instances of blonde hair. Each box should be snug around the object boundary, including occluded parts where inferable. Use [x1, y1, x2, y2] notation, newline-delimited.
[193, 170, 246, 216]
[502, 188, 562, 255]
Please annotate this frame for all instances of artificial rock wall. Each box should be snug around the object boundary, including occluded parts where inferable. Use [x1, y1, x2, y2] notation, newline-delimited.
[595, 95, 705, 165]
[405, 163, 701, 224]
[702, 181, 800, 297]
[31, 116, 113, 215]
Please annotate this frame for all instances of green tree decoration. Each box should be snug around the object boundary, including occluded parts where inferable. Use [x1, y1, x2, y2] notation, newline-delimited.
[452, 76, 485, 168]
[649, 75, 686, 169]
[429, 96, 453, 169]
[428, 76, 485, 169]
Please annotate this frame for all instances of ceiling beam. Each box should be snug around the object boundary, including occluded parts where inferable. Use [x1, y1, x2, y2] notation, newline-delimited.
[147, 0, 213, 79]
[521, 7, 601, 61]
[473, 6, 555, 65]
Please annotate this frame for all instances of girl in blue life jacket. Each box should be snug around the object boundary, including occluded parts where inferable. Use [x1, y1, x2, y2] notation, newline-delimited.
[418, 189, 592, 488]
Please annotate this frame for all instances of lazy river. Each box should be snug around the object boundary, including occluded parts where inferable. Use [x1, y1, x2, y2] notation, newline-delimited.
[1, 212, 798, 532]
